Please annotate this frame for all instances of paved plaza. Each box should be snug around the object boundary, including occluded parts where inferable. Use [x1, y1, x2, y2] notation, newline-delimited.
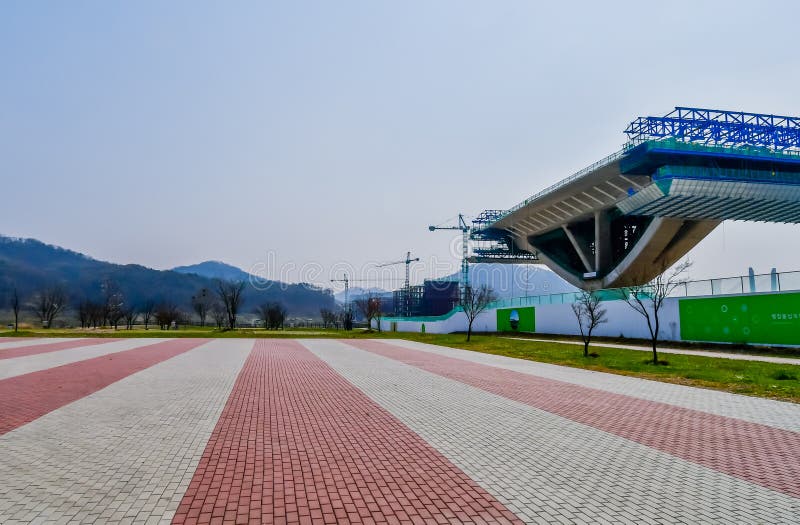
[0, 338, 798, 524]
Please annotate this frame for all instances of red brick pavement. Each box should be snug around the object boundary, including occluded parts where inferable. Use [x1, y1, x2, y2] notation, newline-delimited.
[0, 338, 208, 436]
[347, 339, 800, 499]
[0, 337, 119, 360]
[172, 339, 522, 525]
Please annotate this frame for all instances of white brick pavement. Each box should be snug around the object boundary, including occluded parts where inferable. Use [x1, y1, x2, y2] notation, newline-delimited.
[387, 338, 800, 433]
[0, 338, 74, 351]
[0, 338, 252, 525]
[303, 339, 800, 524]
[0, 338, 170, 381]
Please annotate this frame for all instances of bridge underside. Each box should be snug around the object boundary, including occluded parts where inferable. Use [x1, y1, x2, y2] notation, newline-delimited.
[473, 137, 800, 290]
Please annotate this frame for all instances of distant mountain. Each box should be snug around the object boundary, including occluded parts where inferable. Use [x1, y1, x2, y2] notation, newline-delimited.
[172, 261, 252, 282]
[438, 263, 576, 298]
[0, 236, 335, 317]
[334, 286, 391, 304]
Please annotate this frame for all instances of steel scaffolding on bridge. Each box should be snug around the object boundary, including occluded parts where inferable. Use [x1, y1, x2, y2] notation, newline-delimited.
[463, 106, 800, 290]
[625, 107, 800, 152]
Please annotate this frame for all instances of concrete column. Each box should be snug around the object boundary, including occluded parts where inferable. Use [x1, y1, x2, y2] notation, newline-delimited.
[561, 225, 594, 273]
[594, 211, 612, 275]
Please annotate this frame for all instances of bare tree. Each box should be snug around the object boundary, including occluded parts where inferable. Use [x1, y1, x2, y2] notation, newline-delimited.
[619, 260, 692, 364]
[571, 290, 607, 357]
[101, 279, 125, 329]
[265, 302, 287, 330]
[354, 296, 382, 331]
[216, 280, 245, 330]
[141, 300, 155, 330]
[30, 285, 67, 328]
[191, 288, 213, 327]
[210, 302, 227, 329]
[461, 285, 497, 341]
[123, 307, 138, 330]
[10, 287, 21, 332]
[155, 302, 180, 330]
[320, 308, 337, 329]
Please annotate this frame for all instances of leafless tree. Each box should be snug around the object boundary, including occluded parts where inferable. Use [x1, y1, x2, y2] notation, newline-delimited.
[123, 307, 138, 330]
[210, 302, 227, 329]
[101, 279, 125, 329]
[619, 260, 692, 364]
[355, 296, 382, 331]
[262, 302, 287, 330]
[461, 285, 497, 341]
[30, 285, 67, 328]
[320, 308, 337, 329]
[10, 287, 21, 332]
[155, 302, 180, 330]
[140, 300, 155, 330]
[571, 290, 607, 357]
[216, 280, 245, 330]
[191, 288, 213, 327]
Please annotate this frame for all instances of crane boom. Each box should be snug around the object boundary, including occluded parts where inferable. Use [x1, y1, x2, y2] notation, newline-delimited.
[428, 214, 470, 301]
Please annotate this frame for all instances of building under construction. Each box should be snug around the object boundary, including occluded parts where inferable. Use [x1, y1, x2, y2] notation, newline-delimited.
[393, 280, 460, 317]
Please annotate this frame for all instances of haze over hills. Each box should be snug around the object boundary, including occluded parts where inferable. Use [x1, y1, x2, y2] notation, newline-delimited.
[0, 236, 335, 317]
[172, 261, 254, 283]
[336, 265, 576, 305]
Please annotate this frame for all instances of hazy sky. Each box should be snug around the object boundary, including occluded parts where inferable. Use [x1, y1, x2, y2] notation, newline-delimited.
[2, 1, 799, 290]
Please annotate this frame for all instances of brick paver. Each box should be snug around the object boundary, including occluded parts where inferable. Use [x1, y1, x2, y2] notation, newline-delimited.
[172, 339, 522, 525]
[0, 337, 40, 343]
[305, 339, 800, 524]
[0, 338, 170, 381]
[345, 339, 800, 499]
[0, 339, 252, 524]
[387, 338, 800, 433]
[0, 338, 208, 436]
[0, 338, 106, 357]
[2, 337, 798, 524]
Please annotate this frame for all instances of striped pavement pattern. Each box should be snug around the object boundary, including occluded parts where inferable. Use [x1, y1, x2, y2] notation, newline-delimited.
[0, 336, 797, 524]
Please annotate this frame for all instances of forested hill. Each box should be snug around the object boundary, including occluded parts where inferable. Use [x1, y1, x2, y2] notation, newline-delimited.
[0, 236, 335, 316]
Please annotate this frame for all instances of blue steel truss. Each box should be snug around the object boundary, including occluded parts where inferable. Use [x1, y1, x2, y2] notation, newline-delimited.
[625, 107, 800, 151]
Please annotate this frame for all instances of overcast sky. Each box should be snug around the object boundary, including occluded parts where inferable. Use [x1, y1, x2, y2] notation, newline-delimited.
[2, 1, 799, 290]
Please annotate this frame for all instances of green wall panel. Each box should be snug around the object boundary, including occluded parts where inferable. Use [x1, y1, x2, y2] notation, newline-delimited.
[497, 307, 535, 332]
[679, 293, 800, 345]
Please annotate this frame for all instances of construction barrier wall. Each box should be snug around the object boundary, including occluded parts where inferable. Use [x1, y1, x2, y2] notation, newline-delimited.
[376, 291, 800, 346]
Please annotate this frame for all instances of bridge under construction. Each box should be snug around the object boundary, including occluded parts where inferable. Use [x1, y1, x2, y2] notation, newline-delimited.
[470, 107, 800, 290]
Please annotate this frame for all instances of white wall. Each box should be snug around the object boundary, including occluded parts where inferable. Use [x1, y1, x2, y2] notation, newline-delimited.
[376, 298, 681, 341]
[376, 308, 497, 334]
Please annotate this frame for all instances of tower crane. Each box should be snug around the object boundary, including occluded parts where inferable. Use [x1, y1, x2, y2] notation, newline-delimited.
[330, 275, 404, 315]
[377, 251, 420, 317]
[428, 214, 470, 300]
[330, 276, 351, 314]
[376, 251, 420, 291]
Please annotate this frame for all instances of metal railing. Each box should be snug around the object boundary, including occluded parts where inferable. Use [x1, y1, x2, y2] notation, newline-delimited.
[478, 148, 627, 229]
[486, 270, 800, 310]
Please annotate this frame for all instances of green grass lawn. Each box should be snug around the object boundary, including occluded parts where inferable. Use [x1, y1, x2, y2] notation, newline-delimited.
[2, 328, 798, 403]
[389, 333, 800, 404]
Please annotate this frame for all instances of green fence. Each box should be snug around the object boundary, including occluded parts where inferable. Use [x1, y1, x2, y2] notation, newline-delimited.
[679, 292, 800, 345]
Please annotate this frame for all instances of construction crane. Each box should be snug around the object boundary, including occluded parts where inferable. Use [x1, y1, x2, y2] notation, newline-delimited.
[377, 251, 420, 317]
[377, 251, 420, 290]
[429, 214, 470, 300]
[330, 276, 351, 313]
[330, 275, 405, 314]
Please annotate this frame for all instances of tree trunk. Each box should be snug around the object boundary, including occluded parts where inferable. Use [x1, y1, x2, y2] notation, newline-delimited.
[584, 341, 589, 357]
[652, 339, 658, 364]
[466, 320, 473, 341]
